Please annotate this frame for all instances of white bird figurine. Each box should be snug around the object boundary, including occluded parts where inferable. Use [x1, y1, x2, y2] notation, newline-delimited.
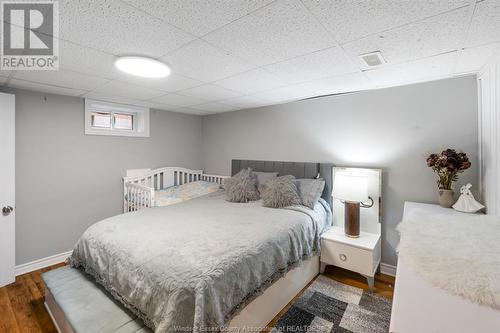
[452, 183, 485, 213]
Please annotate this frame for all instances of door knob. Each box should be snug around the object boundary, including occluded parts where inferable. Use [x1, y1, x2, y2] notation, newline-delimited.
[2, 206, 13, 216]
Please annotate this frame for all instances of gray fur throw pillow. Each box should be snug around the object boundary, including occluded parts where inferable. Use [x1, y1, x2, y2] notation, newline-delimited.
[224, 168, 260, 203]
[261, 175, 301, 208]
[295, 178, 325, 209]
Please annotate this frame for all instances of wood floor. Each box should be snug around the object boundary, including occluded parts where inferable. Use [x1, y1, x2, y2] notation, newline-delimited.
[0, 264, 394, 333]
[0, 263, 66, 333]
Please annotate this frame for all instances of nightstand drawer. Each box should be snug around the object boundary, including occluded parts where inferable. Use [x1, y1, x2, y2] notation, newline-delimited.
[321, 238, 374, 276]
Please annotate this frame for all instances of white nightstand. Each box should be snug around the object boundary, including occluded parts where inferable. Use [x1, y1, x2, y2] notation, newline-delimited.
[320, 226, 381, 289]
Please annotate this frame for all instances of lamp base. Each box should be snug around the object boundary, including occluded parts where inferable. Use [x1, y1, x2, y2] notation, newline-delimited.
[344, 202, 360, 238]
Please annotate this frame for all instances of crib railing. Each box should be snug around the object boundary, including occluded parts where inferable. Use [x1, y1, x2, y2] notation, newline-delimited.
[200, 174, 226, 184]
[124, 183, 154, 212]
[123, 167, 228, 212]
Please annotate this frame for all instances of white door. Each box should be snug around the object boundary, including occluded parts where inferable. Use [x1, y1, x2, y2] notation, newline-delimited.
[0, 92, 15, 287]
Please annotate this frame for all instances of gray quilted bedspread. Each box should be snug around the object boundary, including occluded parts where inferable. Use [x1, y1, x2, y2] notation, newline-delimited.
[69, 191, 331, 333]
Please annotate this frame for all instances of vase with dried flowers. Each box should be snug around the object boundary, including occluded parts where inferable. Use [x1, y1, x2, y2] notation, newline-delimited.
[426, 149, 471, 208]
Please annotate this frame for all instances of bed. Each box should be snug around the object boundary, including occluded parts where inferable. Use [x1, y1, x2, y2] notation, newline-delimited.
[44, 160, 334, 333]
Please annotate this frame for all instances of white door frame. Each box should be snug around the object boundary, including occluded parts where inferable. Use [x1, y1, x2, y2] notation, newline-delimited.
[0, 92, 15, 287]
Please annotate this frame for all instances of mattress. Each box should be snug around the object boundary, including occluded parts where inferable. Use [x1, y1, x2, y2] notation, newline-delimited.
[69, 191, 331, 332]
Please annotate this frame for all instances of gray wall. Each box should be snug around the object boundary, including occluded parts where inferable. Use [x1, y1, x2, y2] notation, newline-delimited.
[6, 76, 479, 267]
[202, 76, 479, 266]
[7, 88, 203, 265]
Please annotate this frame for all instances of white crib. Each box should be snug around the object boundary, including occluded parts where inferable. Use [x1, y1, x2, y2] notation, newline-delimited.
[123, 167, 228, 212]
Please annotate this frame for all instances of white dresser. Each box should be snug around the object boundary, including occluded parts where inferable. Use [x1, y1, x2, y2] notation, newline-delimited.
[390, 202, 500, 333]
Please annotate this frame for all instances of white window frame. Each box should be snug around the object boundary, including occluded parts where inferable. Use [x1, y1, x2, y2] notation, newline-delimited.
[84, 99, 150, 137]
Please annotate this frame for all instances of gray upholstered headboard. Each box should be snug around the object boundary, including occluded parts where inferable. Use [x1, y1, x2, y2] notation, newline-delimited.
[231, 159, 334, 208]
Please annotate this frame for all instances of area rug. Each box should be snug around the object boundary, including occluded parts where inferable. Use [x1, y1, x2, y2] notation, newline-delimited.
[270, 275, 392, 333]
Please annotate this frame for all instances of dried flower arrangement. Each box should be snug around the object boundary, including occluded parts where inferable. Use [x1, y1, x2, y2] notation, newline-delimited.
[426, 149, 471, 190]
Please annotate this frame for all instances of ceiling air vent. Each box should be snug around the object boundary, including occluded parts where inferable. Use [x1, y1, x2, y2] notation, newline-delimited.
[359, 51, 386, 67]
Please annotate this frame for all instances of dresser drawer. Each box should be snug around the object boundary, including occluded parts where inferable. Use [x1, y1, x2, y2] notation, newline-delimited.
[320, 238, 375, 276]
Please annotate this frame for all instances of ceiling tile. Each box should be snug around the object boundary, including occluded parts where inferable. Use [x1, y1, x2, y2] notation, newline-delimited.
[191, 102, 239, 113]
[117, 73, 203, 93]
[8, 79, 88, 96]
[204, 0, 336, 66]
[83, 92, 152, 107]
[1, 0, 484, 104]
[466, 0, 500, 48]
[364, 52, 457, 88]
[151, 93, 208, 107]
[303, 0, 470, 43]
[343, 7, 469, 67]
[162, 40, 255, 82]
[59, 40, 122, 79]
[455, 43, 500, 74]
[143, 101, 178, 112]
[251, 83, 320, 103]
[264, 47, 359, 83]
[245, 75, 371, 103]
[411, 7, 470, 60]
[171, 106, 210, 115]
[296, 72, 372, 96]
[13, 69, 109, 91]
[178, 84, 241, 101]
[92, 80, 165, 100]
[59, 0, 195, 57]
[214, 69, 287, 94]
[343, 23, 418, 66]
[123, 0, 274, 37]
[222, 95, 270, 108]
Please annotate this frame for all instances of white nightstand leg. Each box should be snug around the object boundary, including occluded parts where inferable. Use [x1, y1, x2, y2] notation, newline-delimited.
[364, 275, 375, 290]
[320, 262, 326, 274]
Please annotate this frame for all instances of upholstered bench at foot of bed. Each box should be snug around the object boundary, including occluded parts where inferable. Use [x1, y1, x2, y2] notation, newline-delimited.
[42, 266, 151, 333]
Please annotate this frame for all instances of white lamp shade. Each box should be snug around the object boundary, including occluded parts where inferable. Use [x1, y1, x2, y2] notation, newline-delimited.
[334, 173, 369, 202]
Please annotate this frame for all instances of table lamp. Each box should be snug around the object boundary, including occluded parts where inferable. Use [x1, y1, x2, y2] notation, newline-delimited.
[334, 172, 374, 238]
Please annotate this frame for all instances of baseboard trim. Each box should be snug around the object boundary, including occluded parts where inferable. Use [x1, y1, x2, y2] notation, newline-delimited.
[380, 262, 397, 277]
[15, 251, 72, 276]
[15, 251, 398, 278]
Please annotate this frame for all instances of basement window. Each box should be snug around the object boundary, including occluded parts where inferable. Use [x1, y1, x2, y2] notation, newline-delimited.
[113, 113, 134, 130]
[90, 112, 112, 128]
[85, 99, 149, 137]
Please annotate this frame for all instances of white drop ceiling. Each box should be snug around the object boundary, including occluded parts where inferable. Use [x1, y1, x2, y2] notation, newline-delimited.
[1, 0, 499, 115]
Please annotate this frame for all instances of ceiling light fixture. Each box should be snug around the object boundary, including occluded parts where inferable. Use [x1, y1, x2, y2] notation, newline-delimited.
[114, 56, 171, 78]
